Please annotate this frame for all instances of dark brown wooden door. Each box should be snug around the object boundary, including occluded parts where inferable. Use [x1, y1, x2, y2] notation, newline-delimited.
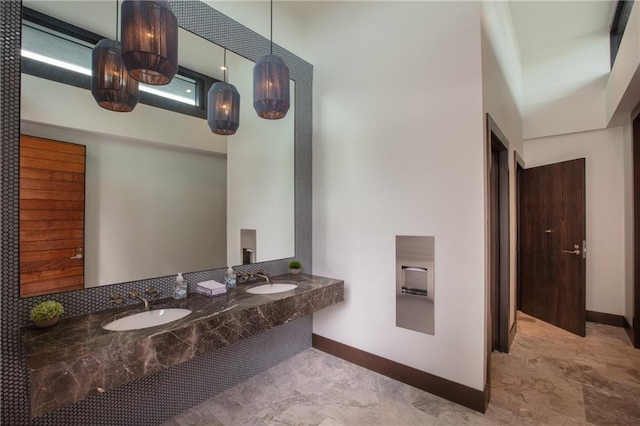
[20, 135, 86, 297]
[520, 158, 586, 336]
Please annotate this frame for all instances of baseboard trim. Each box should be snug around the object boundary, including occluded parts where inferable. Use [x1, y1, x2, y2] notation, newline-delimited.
[586, 310, 625, 327]
[312, 334, 487, 413]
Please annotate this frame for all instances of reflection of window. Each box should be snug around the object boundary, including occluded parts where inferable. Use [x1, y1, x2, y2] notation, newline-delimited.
[21, 8, 218, 119]
[610, 0, 634, 69]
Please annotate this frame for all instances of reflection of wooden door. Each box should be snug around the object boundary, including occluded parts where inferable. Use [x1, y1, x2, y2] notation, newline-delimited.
[520, 159, 586, 336]
[20, 135, 85, 297]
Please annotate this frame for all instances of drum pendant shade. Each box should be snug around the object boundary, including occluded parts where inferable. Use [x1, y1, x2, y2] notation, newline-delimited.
[253, 54, 290, 120]
[207, 82, 240, 136]
[91, 39, 139, 112]
[121, 0, 178, 86]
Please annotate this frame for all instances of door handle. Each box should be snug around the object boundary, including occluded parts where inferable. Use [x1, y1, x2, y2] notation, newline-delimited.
[561, 249, 580, 255]
[562, 244, 580, 256]
[70, 254, 83, 259]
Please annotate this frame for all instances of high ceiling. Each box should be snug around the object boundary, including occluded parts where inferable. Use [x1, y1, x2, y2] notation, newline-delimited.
[509, 0, 617, 54]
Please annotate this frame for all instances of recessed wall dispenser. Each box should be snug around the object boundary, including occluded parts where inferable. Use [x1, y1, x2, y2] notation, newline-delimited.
[241, 229, 256, 264]
[396, 236, 435, 335]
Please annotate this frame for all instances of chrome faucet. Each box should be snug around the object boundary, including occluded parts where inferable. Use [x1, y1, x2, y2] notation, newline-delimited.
[128, 290, 150, 311]
[237, 271, 270, 284]
[253, 272, 270, 284]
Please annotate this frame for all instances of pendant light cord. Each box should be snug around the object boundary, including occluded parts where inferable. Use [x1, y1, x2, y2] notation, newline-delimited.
[223, 49, 227, 83]
[270, 0, 273, 55]
[115, 0, 119, 42]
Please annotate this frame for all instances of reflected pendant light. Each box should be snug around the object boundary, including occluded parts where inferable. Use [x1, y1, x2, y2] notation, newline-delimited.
[91, 0, 139, 112]
[121, 0, 178, 86]
[208, 50, 240, 136]
[253, 0, 290, 119]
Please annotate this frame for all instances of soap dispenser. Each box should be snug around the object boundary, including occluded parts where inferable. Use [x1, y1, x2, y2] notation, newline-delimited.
[224, 267, 236, 289]
[174, 272, 188, 299]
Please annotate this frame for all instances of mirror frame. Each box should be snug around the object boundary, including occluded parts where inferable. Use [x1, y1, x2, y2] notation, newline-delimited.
[1, 0, 312, 314]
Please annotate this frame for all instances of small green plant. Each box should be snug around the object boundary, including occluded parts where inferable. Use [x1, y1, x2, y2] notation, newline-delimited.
[30, 300, 64, 322]
[288, 260, 302, 269]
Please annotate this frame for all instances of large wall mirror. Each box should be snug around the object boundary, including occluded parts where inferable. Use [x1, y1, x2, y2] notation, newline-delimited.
[19, 1, 295, 297]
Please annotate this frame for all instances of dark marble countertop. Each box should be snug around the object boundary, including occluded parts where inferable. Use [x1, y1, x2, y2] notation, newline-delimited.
[21, 274, 344, 417]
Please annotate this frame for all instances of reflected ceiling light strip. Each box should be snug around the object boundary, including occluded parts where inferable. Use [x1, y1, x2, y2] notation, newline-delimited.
[91, 0, 140, 112]
[21, 50, 91, 75]
[253, 0, 290, 120]
[121, 0, 178, 86]
[207, 49, 241, 135]
[141, 86, 195, 105]
[21, 50, 193, 105]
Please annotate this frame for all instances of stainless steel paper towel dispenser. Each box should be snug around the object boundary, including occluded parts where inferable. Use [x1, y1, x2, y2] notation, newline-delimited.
[396, 236, 435, 335]
[241, 229, 256, 264]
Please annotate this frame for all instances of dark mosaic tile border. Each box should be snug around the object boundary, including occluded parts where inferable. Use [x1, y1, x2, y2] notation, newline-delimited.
[1, 0, 313, 423]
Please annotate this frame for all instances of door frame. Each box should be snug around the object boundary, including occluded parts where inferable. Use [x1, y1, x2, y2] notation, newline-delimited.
[514, 152, 524, 344]
[633, 111, 640, 348]
[486, 114, 511, 354]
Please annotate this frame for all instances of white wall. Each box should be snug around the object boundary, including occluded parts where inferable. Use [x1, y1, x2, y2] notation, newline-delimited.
[524, 127, 626, 316]
[517, 1, 640, 141]
[480, 1, 523, 114]
[226, 51, 295, 266]
[21, 122, 227, 287]
[520, 30, 610, 140]
[481, 1, 524, 330]
[522, 16, 610, 139]
[516, 14, 610, 140]
[522, 30, 610, 106]
[306, 1, 486, 390]
[519, 2, 640, 135]
[523, 91, 607, 140]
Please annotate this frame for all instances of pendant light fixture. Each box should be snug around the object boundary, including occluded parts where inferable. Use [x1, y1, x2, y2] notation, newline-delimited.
[91, 0, 140, 112]
[253, 0, 290, 120]
[121, 0, 178, 86]
[207, 49, 240, 136]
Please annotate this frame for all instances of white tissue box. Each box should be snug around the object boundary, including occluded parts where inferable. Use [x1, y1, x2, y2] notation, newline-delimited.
[197, 279, 226, 290]
[195, 285, 226, 297]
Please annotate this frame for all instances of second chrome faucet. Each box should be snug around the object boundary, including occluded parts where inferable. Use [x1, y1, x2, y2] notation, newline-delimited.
[128, 291, 150, 311]
[128, 287, 159, 311]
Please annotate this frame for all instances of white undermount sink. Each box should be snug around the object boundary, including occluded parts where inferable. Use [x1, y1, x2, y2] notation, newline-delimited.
[246, 283, 298, 295]
[102, 308, 192, 331]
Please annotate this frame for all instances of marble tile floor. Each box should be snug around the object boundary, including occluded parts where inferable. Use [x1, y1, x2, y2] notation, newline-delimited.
[164, 312, 640, 425]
